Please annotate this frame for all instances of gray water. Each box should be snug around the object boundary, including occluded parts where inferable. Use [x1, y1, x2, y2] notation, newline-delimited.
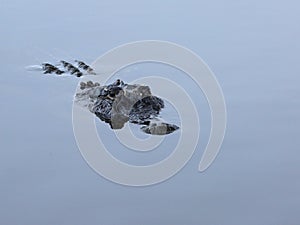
[1, 0, 300, 224]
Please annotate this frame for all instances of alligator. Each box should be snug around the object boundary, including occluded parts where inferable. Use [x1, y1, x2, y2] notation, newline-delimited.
[75, 79, 179, 135]
[27, 60, 179, 135]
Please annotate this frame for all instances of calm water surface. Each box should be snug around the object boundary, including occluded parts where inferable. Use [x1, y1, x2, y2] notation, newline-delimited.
[1, 0, 300, 224]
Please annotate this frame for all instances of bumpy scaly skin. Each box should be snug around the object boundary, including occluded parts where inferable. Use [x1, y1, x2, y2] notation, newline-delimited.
[74, 80, 179, 135]
[38, 60, 94, 77]
[42, 63, 64, 75]
[75, 60, 96, 75]
[60, 60, 83, 77]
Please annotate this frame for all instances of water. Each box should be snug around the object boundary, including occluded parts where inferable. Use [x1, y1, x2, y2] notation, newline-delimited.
[1, 0, 300, 224]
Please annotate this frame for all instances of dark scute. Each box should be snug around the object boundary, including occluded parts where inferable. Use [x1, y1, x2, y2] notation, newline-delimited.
[129, 96, 164, 124]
